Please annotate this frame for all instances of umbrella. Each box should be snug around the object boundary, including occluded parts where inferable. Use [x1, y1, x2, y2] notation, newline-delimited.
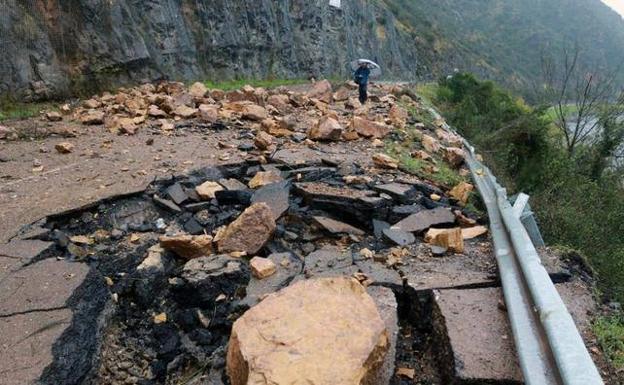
[350, 59, 382, 78]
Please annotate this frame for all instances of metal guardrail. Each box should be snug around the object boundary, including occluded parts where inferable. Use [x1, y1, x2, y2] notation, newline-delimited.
[464, 141, 604, 385]
[426, 107, 604, 385]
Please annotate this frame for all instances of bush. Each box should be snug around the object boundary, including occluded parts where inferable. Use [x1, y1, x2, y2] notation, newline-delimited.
[432, 72, 624, 304]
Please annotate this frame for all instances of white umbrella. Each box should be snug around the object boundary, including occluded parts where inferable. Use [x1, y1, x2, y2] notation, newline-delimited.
[350, 59, 382, 78]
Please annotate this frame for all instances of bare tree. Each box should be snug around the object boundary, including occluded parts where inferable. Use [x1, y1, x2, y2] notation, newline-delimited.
[540, 44, 624, 158]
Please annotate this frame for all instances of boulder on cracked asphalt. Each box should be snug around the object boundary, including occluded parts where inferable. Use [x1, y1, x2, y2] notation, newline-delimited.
[216, 202, 276, 255]
[159, 234, 213, 260]
[309, 116, 343, 141]
[248, 170, 283, 189]
[227, 277, 389, 385]
[249, 257, 277, 279]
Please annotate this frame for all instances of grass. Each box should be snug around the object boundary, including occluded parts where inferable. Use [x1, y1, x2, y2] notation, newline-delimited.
[0, 101, 51, 121]
[593, 315, 624, 371]
[415, 82, 439, 106]
[203, 78, 310, 91]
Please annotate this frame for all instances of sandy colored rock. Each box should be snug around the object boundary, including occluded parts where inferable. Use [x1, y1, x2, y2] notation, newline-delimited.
[411, 150, 432, 161]
[372, 153, 399, 169]
[80, 110, 105, 125]
[333, 86, 351, 101]
[444, 147, 465, 168]
[189, 82, 208, 98]
[341, 130, 360, 141]
[267, 94, 291, 112]
[248, 171, 283, 189]
[425, 228, 464, 253]
[309, 116, 343, 141]
[449, 182, 474, 205]
[217, 203, 276, 255]
[148, 104, 168, 118]
[196, 104, 217, 123]
[107, 116, 139, 135]
[54, 142, 74, 154]
[227, 277, 389, 385]
[45, 111, 62, 122]
[388, 105, 408, 128]
[351, 116, 391, 139]
[196, 181, 224, 200]
[436, 128, 464, 147]
[159, 234, 213, 260]
[307, 79, 333, 103]
[250, 257, 277, 279]
[462, 226, 489, 239]
[83, 99, 101, 109]
[242, 104, 269, 121]
[421, 134, 441, 154]
[173, 105, 198, 118]
[254, 131, 274, 150]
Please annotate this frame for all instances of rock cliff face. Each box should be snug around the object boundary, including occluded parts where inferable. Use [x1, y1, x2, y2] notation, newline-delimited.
[0, 0, 424, 100]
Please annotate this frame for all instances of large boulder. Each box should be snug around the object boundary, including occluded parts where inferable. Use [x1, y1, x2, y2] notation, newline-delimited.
[216, 203, 276, 255]
[388, 105, 408, 128]
[309, 116, 343, 141]
[227, 277, 389, 385]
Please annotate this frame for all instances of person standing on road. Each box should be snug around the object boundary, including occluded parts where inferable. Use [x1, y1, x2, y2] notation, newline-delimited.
[354, 61, 371, 104]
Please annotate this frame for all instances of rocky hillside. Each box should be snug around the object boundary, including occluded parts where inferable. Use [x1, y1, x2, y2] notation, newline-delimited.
[0, 0, 423, 101]
[1, 0, 623, 101]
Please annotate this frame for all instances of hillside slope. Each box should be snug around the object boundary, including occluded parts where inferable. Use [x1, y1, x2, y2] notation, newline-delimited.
[1, 0, 623, 100]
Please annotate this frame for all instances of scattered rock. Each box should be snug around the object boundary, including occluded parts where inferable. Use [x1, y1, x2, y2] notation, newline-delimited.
[313, 216, 365, 236]
[189, 82, 208, 98]
[462, 226, 489, 239]
[148, 104, 168, 118]
[83, 99, 101, 109]
[242, 104, 269, 121]
[388, 105, 408, 128]
[198, 104, 219, 123]
[392, 207, 455, 233]
[421, 134, 441, 153]
[248, 171, 283, 189]
[351, 116, 391, 139]
[251, 180, 290, 219]
[411, 150, 432, 161]
[249, 257, 277, 279]
[307, 79, 333, 104]
[159, 234, 214, 260]
[309, 116, 343, 141]
[382, 228, 416, 246]
[0, 125, 17, 140]
[216, 203, 276, 255]
[424, 228, 464, 253]
[449, 182, 474, 205]
[80, 110, 105, 125]
[254, 131, 274, 150]
[173, 105, 198, 118]
[196, 181, 224, 200]
[226, 277, 389, 385]
[444, 147, 465, 168]
[54, 142, 74, 154]
[372, 153, 399, 169]
[45, 111, 63, 122]
[166, 183, 189, 205]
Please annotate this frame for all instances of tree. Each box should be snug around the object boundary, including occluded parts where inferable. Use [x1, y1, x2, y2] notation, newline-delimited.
[540, 44, 624, 163]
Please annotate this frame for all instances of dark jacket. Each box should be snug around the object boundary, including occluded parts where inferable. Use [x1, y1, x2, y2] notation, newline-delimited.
[354, 66, 371, 85]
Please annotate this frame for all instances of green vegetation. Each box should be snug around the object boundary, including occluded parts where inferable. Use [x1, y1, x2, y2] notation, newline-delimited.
[593, 315, 624, 370]
[430, 72, 624, 371]
[0, 100, 49, 121]
[431, 72, 624, 296]
[203, 78, 309, 91]
[382, 0, 624, 96]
